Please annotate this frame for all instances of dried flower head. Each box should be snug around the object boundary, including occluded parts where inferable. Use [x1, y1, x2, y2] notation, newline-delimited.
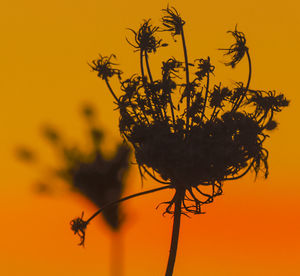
[89, 4, 289, 221]
[161, 6, 185, 37]
[16, 105, 130, 245]
[126, 19, 167, 53]
[83, 6, 289, 275]
[70, 212, 88, 246]
[219, 26, 248, 68]
[89, 54, 122, 80]
[195, 57, 215, 81]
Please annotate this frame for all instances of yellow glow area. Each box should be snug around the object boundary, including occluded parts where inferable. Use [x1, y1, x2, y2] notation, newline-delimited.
[1, 0, 299, 275]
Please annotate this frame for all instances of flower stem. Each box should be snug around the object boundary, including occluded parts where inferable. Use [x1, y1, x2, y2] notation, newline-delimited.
[232, 48, 252, 112]
[181, 28, 190, 131]
[165, 189, 184, 276]
[144, 52, 154, 83]
[145, 52, 165, 120]
[168, 89, 176, 125]
[86, 185, 171, 224]
[200, 73, 210, 122]
[105, 78, 120, 104]
[140, 50, 155, 119]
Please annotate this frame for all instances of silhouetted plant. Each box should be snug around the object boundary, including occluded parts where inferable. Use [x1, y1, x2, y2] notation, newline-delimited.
[17, 104, 130, 275]
[71, 6, 289, 276]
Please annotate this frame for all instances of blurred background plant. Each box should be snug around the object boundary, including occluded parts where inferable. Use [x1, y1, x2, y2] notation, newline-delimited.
[16, 103, 130, 276]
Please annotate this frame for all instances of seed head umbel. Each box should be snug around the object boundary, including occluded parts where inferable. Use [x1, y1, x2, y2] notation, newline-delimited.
[126, 19, 167, 53]
[83, 6, 289, 275]
[89, 7, 289, 217]
[89, 54, 122, 80]
[161, 6, 185, 37]
[219, 26, 248, 68]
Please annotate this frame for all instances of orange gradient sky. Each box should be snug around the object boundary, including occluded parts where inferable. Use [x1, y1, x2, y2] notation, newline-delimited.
[1, 0, 299, 275]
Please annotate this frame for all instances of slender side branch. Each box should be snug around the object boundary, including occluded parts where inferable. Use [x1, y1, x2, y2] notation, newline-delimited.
[145, 52, 164, 119]
[105, 78, 120, 104]
[140, 50, 145, 77]
[87, 185, 171, 223]
[200, 74, 210, 122]
[181, 28, 191, 131]
[168, 91, 176, 125]
[142, 165, 172, 185]
[232, 48, 252, 112]
[144, 52, 154, 83]
[140, 50, 155, 117]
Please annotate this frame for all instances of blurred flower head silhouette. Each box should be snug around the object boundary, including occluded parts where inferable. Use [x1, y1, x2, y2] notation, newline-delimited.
[17, 104, 130, 234]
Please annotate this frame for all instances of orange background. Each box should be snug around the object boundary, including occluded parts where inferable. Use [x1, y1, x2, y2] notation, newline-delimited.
[1, 0, 299, 275]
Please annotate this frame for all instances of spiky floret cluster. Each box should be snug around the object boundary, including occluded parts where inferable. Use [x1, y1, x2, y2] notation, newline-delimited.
[89, 7, 289, 216]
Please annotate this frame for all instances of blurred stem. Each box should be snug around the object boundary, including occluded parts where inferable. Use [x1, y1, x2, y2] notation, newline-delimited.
[110, 231, 123, 276]
[165, 189, 184, 276]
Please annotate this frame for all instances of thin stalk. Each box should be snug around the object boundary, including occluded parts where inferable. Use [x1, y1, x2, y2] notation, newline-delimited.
[165, 81, 176, 125]
[165, 189, 184, 276]
[140, 50, 155, 119]
[144, 52, 154, 83]
[210, 105, 217, 121]
[161, 72, 177, 125]
[86, 185, 171, 224]
[145, 52, 164, 120]
[140, 50, 145, 77]
[135, 91, 151, 125]
[141, 165, 172, 185]
[200, 74, 210, 122]
[181, 28, 190, 131]
[169, 94, 176, 125]
[105, 78, 120, 104]
[232, 49, 252, 112]
[210, 105, 221, 122]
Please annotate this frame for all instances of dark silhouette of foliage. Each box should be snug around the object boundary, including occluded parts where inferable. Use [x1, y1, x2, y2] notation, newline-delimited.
[71, 6, 289, 275]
